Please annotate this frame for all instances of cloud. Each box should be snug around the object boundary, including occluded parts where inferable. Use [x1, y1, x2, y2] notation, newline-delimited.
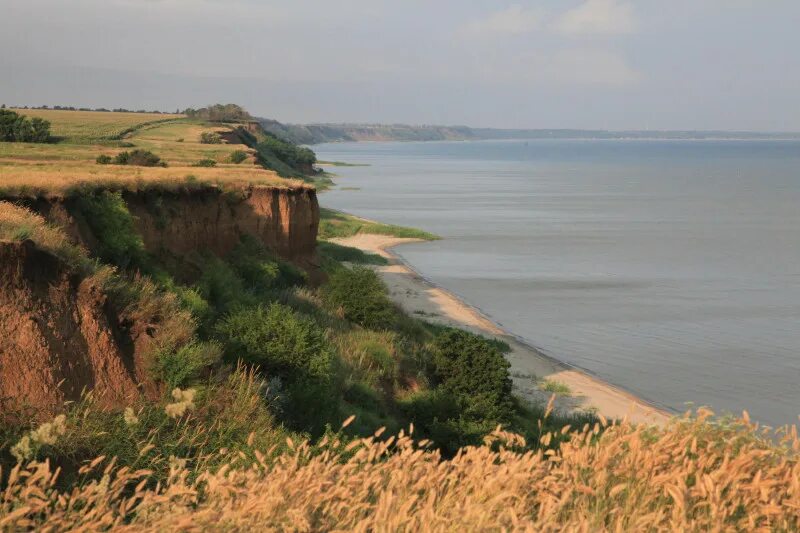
[552, 0, 637, 36]
[461, 4, 544, 36]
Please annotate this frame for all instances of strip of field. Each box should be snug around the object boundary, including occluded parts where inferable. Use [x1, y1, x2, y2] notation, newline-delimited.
[0, 110, 291, 196]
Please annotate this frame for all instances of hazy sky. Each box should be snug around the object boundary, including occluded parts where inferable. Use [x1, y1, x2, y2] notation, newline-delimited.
[2, 0, 799, 130]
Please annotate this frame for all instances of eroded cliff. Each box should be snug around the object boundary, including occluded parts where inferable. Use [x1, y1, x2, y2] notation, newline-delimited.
[25, 184, 321, 276]
[0, 240, 141, 417]
[0, 183, 321, 417]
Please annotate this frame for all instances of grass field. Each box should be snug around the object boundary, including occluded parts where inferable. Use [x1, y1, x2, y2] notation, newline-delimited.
[0, 111, 288, 196]
[10, 109, 183, 143]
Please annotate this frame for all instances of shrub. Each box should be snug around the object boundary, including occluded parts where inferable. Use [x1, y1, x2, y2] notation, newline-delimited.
[322, 266, 396, 330]
[229, 150, 248, 164]
[96, 154, 112, 165]
[184, 104, 252, 122]
[153, 341, 222, 388]
[192, 158, 217, 167]
[431, 329, 514, 425]
[0, 109, 50, 143]
[215, 303, 334, 382]
[196, 256, 253, 316]
[257, 133, 316, 168]
[200, 132, 222, 144]
[228, 236, 306, 293]
[113, 149, 165, 167]
[215, 303, 338, 432]
[73, 190, 146, 269]
[334, 330, 399, 387]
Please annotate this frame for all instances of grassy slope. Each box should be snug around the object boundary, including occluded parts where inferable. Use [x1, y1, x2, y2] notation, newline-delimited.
[319, 207, 439, 240]
[0, 111, 296, 197]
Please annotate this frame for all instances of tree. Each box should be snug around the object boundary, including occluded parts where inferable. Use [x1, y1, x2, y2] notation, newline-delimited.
[0, 109, 17, 141]
[431, 329, 514, 424]
[0, 109, 51, 143]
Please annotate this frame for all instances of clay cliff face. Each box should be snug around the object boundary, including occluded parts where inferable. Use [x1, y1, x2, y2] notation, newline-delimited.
[27, 184, 320, 276]
[0, 240, 142, 417]
[127, 185, 320, 272]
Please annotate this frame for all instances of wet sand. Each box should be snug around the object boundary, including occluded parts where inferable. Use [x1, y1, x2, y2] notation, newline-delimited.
[332, 233, 671, 426]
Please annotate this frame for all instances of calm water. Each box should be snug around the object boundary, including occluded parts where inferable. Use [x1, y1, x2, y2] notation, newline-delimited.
[316, 140, 800, 427]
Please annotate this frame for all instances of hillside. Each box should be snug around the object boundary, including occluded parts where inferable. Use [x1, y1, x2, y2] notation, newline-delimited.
[260, 118, 800, 144]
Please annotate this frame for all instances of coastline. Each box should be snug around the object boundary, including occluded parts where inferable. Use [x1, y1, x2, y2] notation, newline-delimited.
[331, 233, 672, 426]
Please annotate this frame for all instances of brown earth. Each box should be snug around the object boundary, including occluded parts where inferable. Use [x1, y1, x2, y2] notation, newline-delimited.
[0, 240, 145, 419]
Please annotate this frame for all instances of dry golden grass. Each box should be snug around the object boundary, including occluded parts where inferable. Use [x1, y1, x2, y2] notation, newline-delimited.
[0, 165, 302, 198]
[0, 202, 83, 264]
[2, 409, 799, 531]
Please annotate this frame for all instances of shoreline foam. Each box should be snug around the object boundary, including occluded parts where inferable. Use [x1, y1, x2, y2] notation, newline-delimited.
[331, 233, 672, 426]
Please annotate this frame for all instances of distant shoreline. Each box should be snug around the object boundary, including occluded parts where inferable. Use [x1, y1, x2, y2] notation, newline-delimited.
[261, 117, 800, 145]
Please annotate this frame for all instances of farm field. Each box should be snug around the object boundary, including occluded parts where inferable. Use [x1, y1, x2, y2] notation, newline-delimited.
[0, 109, 280, 196]
[10, 109, 183, 143]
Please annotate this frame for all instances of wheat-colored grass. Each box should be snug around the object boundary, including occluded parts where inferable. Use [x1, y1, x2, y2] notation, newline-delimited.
[2, 409, 798, 531]
[10, 109, 183, 142]
[0, 165, 303, 198]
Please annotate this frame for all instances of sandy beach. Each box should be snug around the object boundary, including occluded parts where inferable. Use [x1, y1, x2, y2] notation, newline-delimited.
[332, 234, 671, 426]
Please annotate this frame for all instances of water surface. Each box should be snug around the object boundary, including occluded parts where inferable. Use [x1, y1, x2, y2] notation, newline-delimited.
[316, 139, 800, 427]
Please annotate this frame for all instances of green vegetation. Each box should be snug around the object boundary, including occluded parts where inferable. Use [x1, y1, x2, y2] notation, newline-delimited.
[200, 131, 222, 144]
[74, 190, 147, 269]
[322, 266, 397, 330]
[258, 120, 476, 144]
[0, 109, 51, 143]
[317, 240, 388, 265]
[539, 379, 572, 396]
[192, 158, 217, 167]
[95, 149, 166, 167]
[319, 208, 438, 240]
[228, 150, 248, 164]
[183, 104, 252, 122]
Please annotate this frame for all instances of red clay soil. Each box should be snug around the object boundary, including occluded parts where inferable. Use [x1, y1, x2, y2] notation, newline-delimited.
[0, 240, 143, 419]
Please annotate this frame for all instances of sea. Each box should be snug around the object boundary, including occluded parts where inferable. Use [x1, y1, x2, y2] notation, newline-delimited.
[315, 139, 800, 428]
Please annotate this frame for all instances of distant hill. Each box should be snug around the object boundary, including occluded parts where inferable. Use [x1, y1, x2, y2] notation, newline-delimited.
[259, 119, 800, 145]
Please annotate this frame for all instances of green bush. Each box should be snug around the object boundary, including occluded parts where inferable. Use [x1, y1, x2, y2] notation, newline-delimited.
[184, 104, 252, 122]
[200, 132, 222, 144]
[196, 256, 253, 316]
[113, 149, 165, 167]
[228, 236, 306, 293]
[96, 154, 112, 165]
[153, 341, 222, 388]
[322, 267, 397, 330]
[192, 158, 217, 167]
[216, 303, 335, 382]
[228, 150, 248, 164]
[215, 303, 338, 433]
[0, 109, 50, 143]
[74, 190, 146, 269]
[431, 329, 514, 424]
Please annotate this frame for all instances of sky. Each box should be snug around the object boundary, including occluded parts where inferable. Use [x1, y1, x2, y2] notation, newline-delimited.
[2, 0, 799, 130]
